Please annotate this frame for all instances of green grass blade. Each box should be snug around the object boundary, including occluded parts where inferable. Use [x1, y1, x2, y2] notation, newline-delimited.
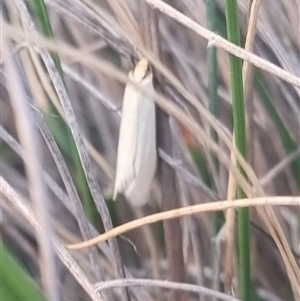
[32, 0, 62, 74]
[0, 240, 46, 301]
[225, 1, 251, 300]
[255, 72, 300, 187]
[31, 0, 98, 223]
[207, 0, 224, 234]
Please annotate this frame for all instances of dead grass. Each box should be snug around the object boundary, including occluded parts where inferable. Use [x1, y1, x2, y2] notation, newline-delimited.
[1, 1, 299, 301]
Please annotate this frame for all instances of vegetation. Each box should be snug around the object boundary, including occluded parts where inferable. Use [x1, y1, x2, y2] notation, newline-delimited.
[1, 1, 299, 301]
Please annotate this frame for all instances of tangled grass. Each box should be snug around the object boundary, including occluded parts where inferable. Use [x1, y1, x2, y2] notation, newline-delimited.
[1, 1, 299, 301]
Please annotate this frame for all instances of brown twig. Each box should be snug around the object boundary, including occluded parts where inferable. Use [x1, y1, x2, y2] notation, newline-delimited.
[140, 3, 187, 300]
[67, 196, 300, 249]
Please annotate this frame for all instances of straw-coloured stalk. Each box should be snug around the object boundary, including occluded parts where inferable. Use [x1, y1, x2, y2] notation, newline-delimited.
[113, 58, 157, 206]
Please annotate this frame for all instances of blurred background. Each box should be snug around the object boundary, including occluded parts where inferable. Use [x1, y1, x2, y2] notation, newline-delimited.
[1, 0, 299, 301]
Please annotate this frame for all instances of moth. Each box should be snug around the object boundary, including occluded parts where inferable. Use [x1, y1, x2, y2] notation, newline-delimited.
[113, 58, 157, 206]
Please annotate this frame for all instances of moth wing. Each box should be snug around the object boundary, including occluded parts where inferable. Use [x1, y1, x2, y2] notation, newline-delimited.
[113, 79, 140, 200]
[125, 77, 157, 206]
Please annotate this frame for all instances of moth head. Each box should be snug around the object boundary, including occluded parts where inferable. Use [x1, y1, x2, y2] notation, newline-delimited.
[132, 58, 151, 81]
